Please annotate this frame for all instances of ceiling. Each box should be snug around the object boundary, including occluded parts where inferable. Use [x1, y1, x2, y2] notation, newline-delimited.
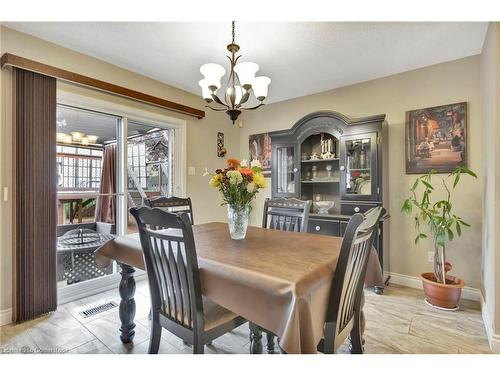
[6, 22, 489, 103]
[57, 105, 156, 143]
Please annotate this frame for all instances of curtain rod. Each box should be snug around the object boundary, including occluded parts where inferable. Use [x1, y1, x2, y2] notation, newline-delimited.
[1, 53, 205, 119]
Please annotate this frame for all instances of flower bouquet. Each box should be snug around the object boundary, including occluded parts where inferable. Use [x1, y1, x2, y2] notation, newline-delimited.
[205, 158, 266, 239]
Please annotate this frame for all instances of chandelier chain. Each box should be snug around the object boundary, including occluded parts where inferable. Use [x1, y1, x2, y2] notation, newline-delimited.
[232, 21, 235, 44]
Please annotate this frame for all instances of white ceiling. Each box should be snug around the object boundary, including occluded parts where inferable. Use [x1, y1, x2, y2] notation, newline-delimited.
[5, 22, 488, 103]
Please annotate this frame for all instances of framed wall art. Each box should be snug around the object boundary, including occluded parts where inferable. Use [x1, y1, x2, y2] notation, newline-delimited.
[249, 132, 271, 176]
[405, 102, 467, 174]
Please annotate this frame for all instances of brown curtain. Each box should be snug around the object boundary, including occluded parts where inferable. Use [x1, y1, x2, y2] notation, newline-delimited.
[95, 144, 117, 223]
[13, 68, 57, 323]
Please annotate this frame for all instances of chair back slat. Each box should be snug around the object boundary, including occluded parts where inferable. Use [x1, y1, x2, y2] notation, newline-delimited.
[324, 207, 385, 351]
[262, 198, 311, 233]
[145, 196, 194, 225]
[130, 206, 203, 331]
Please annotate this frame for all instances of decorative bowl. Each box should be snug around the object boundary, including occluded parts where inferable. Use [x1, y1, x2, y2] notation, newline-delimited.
[313, 201, 335, 214]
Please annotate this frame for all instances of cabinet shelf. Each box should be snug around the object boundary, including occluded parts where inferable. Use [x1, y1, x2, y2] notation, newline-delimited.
[301, 158, 339, 163]
[347, 168, 370, 171]
[302, 179, 340, 184]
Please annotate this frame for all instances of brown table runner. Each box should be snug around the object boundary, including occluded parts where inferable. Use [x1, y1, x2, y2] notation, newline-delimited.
[96, 222, 381, 353]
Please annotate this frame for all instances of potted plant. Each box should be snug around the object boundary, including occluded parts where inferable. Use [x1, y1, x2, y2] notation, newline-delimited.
[205, 157, 266, 240]
[401, 166, 477, 310]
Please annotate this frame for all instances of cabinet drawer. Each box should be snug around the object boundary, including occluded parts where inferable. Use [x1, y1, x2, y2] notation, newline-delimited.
[307, 219, 340, 237]
[341, 202, 378, 215]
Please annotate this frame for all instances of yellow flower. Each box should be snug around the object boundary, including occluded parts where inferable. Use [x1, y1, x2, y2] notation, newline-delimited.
[209, 174, 221, 187]
[252, 173, 266, 188]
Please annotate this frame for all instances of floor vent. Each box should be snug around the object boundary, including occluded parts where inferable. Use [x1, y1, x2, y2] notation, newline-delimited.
[79, 301, 118, 318]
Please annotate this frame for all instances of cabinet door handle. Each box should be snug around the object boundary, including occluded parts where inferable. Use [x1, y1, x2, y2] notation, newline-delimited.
[293, 168, 298, 173]
[340, 166, 345, 171]
[354, 206, 360, 213]
[315, 225, 321, 231]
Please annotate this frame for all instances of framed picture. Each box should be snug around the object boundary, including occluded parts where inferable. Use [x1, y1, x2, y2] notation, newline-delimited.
[249, 132, 271, 177]
[405, 102, 467, 174]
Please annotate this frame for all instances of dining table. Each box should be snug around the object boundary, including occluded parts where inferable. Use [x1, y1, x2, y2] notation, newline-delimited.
[95, 222, 381, 354]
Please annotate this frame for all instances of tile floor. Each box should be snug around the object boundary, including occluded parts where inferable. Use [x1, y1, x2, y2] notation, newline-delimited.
[0, 281, 492, 354]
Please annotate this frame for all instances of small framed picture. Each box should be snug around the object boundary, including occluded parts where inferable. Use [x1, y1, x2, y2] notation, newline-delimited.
[405, 102, 467, 174]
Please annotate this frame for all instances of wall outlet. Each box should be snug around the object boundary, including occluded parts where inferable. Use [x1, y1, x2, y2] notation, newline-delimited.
[188, 166, 196, 176]
[427, 251, 434, 263]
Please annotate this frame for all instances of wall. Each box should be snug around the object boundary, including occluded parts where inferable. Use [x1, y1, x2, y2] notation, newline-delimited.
[239, 56, 482, 290]
[480, 22, 500, 348]
[0, 26, 240, 313]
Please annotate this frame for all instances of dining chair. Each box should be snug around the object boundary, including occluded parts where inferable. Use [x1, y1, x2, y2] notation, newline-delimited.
[144, 196, 194, 224]
[130, 206, 246, 354]
[253, 197, 311, 353]
[262, 197, 311, 232]
[318, 206, 385, 354]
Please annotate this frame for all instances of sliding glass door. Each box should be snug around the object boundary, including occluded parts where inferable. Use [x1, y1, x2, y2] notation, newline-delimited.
[56, 105, 122, 288]
[54, 94, 183, 302]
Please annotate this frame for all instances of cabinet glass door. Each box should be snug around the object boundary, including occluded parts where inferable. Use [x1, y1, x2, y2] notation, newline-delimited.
[275, 144, 297, 195]
[341, 133, 377, 200]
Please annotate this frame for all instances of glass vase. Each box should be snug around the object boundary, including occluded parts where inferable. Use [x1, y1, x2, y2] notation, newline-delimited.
[227, 205, 250, 240]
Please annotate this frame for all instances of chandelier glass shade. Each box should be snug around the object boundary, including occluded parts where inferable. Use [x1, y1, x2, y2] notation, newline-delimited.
[199, 22, 271, 123]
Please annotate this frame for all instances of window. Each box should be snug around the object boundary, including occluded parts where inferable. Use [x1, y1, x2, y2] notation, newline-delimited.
[57, 145, 103, 190]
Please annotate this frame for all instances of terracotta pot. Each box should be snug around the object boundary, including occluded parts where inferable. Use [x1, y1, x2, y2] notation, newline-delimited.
[420, 272, 465, 309]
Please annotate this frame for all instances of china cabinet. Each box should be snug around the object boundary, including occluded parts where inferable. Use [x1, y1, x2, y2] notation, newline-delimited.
[270, 111, 389, 291]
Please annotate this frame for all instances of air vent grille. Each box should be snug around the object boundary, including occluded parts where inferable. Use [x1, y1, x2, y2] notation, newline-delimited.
[79, 301, 118, 318]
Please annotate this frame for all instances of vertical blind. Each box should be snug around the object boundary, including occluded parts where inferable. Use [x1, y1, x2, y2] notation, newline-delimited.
[13, 67, 57, 322]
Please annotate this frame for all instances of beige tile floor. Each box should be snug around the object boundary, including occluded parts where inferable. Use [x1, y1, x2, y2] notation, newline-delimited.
[0, 281, 492, 354]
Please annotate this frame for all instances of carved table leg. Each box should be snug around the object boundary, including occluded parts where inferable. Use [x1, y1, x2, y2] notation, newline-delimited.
[349, 290, 365, 354]
[266, 333, 276, 354]
[119, 263, 136, 344]
[249, 323, 263, 354]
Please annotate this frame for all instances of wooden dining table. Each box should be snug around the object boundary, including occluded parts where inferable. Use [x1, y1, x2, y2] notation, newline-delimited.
[95, 222, 372, 354]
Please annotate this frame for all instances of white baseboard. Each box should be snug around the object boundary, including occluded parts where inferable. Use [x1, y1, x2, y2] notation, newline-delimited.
[480, 292, 500, 353]
[58, 271, 147, 305]
[0, 308, 12, 327]
[385, 272, 480, 302]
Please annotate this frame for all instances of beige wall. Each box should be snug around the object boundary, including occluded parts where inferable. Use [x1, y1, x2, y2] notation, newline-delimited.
[480, 22, 500, 337]
[0, 26, 240, 312]
[239, 56, 483, 289]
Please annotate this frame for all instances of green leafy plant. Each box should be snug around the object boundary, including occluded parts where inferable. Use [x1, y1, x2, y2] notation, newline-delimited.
[401, 166, 477, 284]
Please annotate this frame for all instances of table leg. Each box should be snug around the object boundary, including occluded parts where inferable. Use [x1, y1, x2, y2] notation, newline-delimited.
[249, 322, 263, 354]
[349, 290, 365, 354]
[119, 263, 136, 344]
[266, 333, 276, 354]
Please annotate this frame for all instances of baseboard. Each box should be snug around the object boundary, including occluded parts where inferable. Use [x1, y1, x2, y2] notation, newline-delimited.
[385, 272, 480, 302]
[0, 308, 13, 327]
[58, 271, 147, 305]
[480, 291, 500, 353]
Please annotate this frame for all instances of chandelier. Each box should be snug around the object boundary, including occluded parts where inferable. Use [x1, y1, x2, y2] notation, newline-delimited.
[199, 21, 271, 124]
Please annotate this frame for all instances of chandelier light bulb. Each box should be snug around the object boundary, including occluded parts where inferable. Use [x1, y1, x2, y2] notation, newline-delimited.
[226, 85, 244, 106]
[56, 132, 67, 142]
[234, 62, 259, 90]
[87, 135, 99, 144]
[81, 136, 89, 145]
[200, 63, 226, 91]
[63, 135, 73, 144]
[252, 76, 271, 101]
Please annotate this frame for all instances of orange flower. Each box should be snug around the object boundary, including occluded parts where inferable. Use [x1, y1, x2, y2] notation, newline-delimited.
[227, 158, 241, 169]
[239, 168, 253, 177]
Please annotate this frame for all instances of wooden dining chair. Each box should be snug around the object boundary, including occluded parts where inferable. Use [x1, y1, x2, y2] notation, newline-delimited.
[130, 206, 246, 354]
[318, 206, 385, 354]
[252, 197, 312, 353]
[144, 196, 194, 224]
[262, 197, 311, 232]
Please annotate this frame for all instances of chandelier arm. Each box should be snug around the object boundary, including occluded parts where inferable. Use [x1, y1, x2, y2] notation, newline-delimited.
[205, 105, 228, 112]
[240, 103, 265, 111]
[210, 93, 228, 107]
[236, 91, 251, 108]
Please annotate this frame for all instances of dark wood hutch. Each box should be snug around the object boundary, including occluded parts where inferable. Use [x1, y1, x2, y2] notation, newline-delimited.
[269, 110, 389, 290]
